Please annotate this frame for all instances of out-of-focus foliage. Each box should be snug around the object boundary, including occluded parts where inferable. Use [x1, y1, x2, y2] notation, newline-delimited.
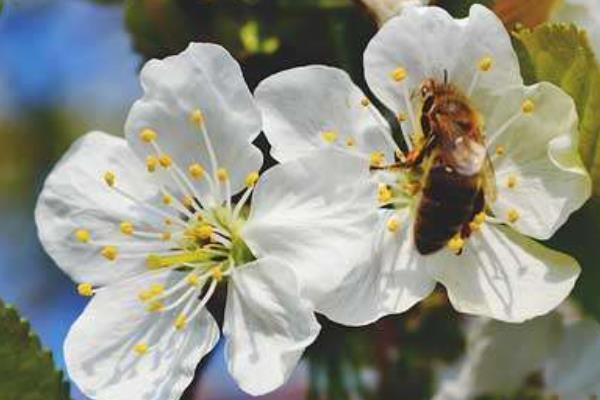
[493, 0, 560, 29]
[306, 293, 465, 400]
[514, 23, 600, 196]
[0, 299, 70, 400]
[513, 23, 600, 322]
[430, 0, 493, 18]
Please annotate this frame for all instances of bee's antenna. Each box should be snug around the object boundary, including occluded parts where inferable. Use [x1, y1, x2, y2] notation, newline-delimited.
[443, 69, 448, 85]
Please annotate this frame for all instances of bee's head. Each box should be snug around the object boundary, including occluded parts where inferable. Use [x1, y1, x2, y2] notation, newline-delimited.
[419, 79, 436, 100]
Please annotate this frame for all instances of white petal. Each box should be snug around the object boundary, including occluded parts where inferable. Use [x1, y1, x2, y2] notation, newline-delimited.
[223, 257, 320, 396]
[255, 65, 395, 163]
[364, 5, 521, 136]
[433, 314, 562, 400]
[427, 224, 580, 322]
[125, 42, 263, 200]
[65, 270, 219, 400]
[317, 209, 435, 326]
[242, 149, 379, 304]
[35, 132, 173, 286]
[544, 319, 600, 399]
[486, 82, 591, 239]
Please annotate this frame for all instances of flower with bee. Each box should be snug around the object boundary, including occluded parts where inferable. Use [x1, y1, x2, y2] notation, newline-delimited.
[255, 5, 591, 324]
[34, 43, 378, 399]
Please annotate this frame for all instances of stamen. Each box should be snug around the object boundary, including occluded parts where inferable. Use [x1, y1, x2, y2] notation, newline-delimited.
[186, 272, 200, 286]
[211, 265, 224, 283]
[189, 109, 205, 127]
[104, 171, 116, 187]
[473, 212, 486, 225]
[216, 168, 228, 182]
[194, 224, 214, 240]
[245, 171, 259, 188]
[506, 175, 517, 189]
[182, 195, 194, 209]
[188, 163, 205, 180]
[478, 56, 493, 72]
[521, 99, 535, 114]
[360, 97, 370, 107]
[145, 155, 158, 173]
[158, 154, 173, 168]
[495, 145, 505, 156]
[77, 283, 94, 297]
[161, 231, 172, 241]
[345, 137, 356, 147]
[391, 66, 408, 82]
[150, 283, 165, 296]
[162, 194, 173, 205]
[370, 151, 385, 167]
[139, 128, 157, 143]
[397, 112, 407, 123]
[187, 279, 218, 322]
[74, 229, 91, 243]
[146, 300, 165, 313]
[507, 208, 520, 223]
[174, 313, 188, 330]
[120, 221, 134, 236]
[447, 235, 464, 252]
[378, 183, 393, 203]
[101, 245, 118, 261]
[133, 342, 149, 355]
[386, 216, 400, 233]
[321, 130, 338, 143]
[194, 111, 221, 190]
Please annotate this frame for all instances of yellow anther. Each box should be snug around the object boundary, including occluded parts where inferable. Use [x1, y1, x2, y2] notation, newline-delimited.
[138, 289, 153, 302]
[147, 300, 165, 313]
[506, 175, 518, 189]
[245, 171, 260, 187]
[478, 56, 493, 72]
[447, 235, 465, 252]
[182, 195, 194, 208]
[378, 183, 393, 204]
[469, 221, 481, 232]
[74, 229, 91, 243]
[104, 171, 116, 187]
[346, 137, 356, 147]
[211, 266, 224, 282]
[188, 163, 205, 180]
[150, 283, 164, 296]
[386, 217, 400, 233]
[164, 218, 173, 226]
[158, 154, 173, 168]
[397, 112, 407, 123]
[507, 208, 520, 223]
[321, 130, 338, 143]
[521, 99, 535, 114]
[77, 283, 94, 297]
[161, 193, 172, 205]
[194, 224, 214, 240]
[161, 231, 172, 241]
[101, 245, 117, 261]
[190, 109, 205, 126]
[133, 342, 149, 355]
[370, 151, 385, 167]
[174, 313, 188, 330]
[495, 145, 505, 156]
[139, 128, 157, 143]
[361, 97, 370, 107]
[473, 212, 486, 225]
[186, 272, 200, 286]
[146, 155, 158, 173]
[217, 168, 229, 182]
[120, 221, 134, 235]
[391, 67, 408, 82]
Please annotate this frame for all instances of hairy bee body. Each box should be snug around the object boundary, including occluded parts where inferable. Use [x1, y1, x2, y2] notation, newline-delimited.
[413, 79, 493, 255]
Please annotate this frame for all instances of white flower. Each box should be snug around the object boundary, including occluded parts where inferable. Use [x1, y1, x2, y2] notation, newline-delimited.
[255, 5, 591, 324]
[552, 0, 600, 57]
[34, 43, 377, 399]
[358, 0, 427, 25]
[433, 312, 600, 400]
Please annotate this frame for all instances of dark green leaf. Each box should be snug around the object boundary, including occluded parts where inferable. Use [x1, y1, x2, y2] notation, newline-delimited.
[0, 299, 70, 400]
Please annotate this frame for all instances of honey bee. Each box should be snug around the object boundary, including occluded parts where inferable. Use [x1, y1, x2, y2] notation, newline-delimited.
[404, 77, 496, 255]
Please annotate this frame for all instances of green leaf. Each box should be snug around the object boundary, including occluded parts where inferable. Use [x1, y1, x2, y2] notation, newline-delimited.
[513, 23, 600, 197]
[0, 300, 70, 400]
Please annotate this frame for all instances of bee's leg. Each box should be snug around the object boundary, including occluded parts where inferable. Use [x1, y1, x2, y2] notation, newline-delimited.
[390, 134, 438, 170]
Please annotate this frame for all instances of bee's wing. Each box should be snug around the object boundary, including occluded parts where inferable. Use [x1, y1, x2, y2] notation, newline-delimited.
[448, 136, 487, 176]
